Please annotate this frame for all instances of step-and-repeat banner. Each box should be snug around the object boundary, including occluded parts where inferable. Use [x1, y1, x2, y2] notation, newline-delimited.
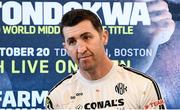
[0, 0, 179, 109]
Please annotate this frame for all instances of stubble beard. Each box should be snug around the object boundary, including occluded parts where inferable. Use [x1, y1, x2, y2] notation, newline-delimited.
[79, 56, 97, 72]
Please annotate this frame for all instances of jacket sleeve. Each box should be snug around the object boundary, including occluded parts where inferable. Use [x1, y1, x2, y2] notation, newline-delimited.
[45, 96, 54, 109]
[45, 92, 62, 109]
[140, 80, 166, 109]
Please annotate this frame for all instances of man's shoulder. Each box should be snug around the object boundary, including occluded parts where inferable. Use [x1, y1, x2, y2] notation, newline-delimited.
[48, 72, 78, 95]
[118, 64, 157, 84]
[117, 65, 162, 98]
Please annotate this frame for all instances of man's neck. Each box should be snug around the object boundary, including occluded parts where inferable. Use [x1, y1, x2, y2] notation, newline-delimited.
[79, 58, 113, 80]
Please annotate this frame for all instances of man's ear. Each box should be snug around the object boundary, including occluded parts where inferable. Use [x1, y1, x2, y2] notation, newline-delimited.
[63, 42, 70, 56]
[102, 30, 109, 45]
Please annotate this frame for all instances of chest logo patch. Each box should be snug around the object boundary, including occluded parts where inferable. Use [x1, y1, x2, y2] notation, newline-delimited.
[115, 83, 127, 95]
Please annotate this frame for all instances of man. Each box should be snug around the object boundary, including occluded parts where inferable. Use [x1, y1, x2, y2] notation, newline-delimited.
[115, 0, 175, 72]
[148, 0, 179, 108]
[46, 9, 166, 109]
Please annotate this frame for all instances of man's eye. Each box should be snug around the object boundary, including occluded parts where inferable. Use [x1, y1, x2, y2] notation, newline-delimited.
[67, 39, 76, 45]
[83, 35, 91, 41]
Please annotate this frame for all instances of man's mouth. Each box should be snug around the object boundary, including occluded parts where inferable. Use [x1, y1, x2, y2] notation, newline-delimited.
[78, 55, 92, 61]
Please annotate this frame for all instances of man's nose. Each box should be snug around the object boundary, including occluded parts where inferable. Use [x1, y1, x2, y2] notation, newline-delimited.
[77, 41, 87, 54]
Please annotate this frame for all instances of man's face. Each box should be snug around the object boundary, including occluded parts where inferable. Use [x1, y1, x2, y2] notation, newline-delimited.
[63, 20, 108, 71]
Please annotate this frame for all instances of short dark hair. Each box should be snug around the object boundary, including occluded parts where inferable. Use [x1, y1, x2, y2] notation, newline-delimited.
[61, 9, 103, 36]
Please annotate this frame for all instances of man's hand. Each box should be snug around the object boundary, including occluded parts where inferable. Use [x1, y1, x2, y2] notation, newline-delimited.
[116, 0, 175, 72]
[139, 0, 175, 44]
